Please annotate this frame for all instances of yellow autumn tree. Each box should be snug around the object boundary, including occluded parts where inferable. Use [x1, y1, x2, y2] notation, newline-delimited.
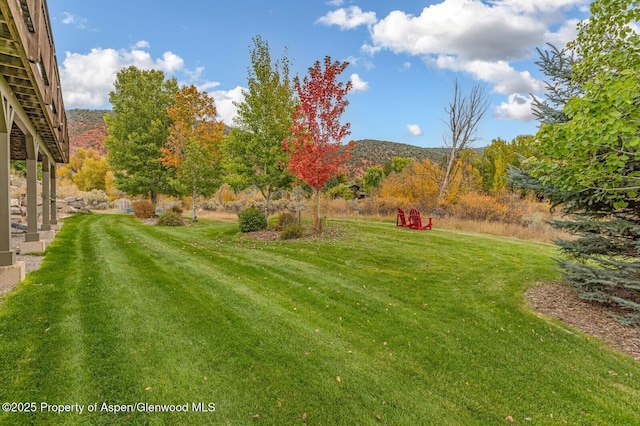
[380, 156, 481, 210]
[57, 148, 111, 192]
[159, 84, 226, 222]
[380, 159, 440, 209]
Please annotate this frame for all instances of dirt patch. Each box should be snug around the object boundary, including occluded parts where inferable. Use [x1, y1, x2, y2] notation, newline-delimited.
[242, 229, 281, 241]
[241, 225, 352, 243]
[526, 283, 640, 361]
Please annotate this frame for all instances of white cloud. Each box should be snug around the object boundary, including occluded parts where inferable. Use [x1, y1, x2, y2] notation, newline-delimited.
[157, 51, 184, 72]
[407, 124, 423, 136]
[59, 46, 215, 109]
[61, 12, 93, 31]
[317, 6, 377, 30]
[133, 40, 151, 49]
[544, 18, 581, 47]
[61, 12, 77, 25]
[60, 48, 125, 107]
[326, 0, 344, 5]
[197, 81, 222, 93]
[345, 55, 375, 70]
[496, 0, 588, 14]
[363, 0, 588, 122]
[494, 93, 536, 121]
[350, 74, 369, 92]
[429, 56, 544, 94]
[211, 86, 245, 125]
[369, 3, 546, 62]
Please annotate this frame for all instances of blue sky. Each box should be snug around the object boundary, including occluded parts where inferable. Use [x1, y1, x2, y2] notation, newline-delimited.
[48, 0, 591, 148]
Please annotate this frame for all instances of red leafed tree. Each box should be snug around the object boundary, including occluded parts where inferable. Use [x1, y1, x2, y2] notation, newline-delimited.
[285, 56, 354, 231]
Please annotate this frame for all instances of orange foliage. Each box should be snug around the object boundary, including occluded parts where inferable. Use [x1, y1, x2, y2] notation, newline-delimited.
[440, 159, 482, 204]
[441, 192, 534, 224]
[132, 200, 156, 219]
[379, 159, 440, 209]
[379, 158, 482, 209]
[159, 85, 225, 172]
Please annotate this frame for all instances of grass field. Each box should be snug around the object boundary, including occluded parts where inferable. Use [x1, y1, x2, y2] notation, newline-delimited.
[0, 213, 639, 425]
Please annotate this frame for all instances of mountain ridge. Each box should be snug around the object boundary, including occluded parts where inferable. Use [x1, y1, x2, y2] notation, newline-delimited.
[66, 108, 448, 176]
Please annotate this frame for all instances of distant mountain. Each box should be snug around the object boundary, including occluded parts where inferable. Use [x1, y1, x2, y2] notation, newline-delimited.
[345, 139, 447, 177]
[67, 109, 109, 155]
[65, 110, 448, 177]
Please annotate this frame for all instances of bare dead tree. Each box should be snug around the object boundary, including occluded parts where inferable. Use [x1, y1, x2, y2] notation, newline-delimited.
[438, 79, 489, 202]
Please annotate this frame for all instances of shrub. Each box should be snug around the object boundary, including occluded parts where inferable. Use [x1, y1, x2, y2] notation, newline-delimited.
[201, 198, 222, 211]
[275, 212, 296, 231]
[441, 192, 526, 224]
[170, 204, 184, 214]
[238, 208, 267, 232]
[132, 200, 156, 219]
[280, 224, 304, 240]
[157, 211, 185, 226]
[82, 189, 113, 210]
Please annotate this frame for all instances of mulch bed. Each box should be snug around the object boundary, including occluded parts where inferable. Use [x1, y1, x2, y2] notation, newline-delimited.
[526, 283, 640, 361]
[241, 225, 351, 243]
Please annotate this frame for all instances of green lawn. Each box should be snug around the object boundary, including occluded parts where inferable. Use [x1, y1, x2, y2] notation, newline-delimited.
[0, 214, 639, 425]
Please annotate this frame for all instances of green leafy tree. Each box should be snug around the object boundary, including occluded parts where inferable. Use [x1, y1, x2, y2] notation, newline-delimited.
[225, 35, 296, 216]
[385, 157, 413, 175]
[513, 0, 640, 325]
[479, 135, 534, 193]
[160, 85, 225, 222]
[363, 166, 384, 195]
[104, 66, 178, 205]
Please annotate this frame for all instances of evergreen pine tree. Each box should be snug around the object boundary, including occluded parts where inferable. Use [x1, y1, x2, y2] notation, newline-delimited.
[510, 0, 640, 326]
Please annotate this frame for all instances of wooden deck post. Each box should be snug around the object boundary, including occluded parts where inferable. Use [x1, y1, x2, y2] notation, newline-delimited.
[0, 96, 15, 267]
[24, 133, 40, 242]
[50, 162, 58, 228]
[41, 157, 51, 231]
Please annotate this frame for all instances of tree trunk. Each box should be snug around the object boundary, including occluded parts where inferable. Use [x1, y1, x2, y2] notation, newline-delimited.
[315, 189, 321, 233]
[192, 183, 198, 223]
[437, 79, 489, 205]
[263, 186, 272, 219]
[438, 150, 457, 203]
[150, 190, 158, 208]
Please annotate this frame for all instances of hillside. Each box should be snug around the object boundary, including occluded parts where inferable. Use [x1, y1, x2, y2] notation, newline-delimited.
[65, 109, 448, 177]
[345, 139, 446, 176]
[67, 109, 109, 155]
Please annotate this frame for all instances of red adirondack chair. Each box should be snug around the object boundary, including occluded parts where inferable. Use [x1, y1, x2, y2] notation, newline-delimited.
[396, 208, 410, 227]
[408, 209, 433, 231]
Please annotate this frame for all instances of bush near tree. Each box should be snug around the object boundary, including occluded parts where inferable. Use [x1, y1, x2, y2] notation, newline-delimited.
[157, 211, 185, 226]
[132, 200, 156, 219]
[238, 208, 268, 232]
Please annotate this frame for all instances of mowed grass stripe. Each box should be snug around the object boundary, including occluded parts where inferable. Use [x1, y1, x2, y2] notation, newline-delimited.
[109, 218, 640, 424]
[103, 218, 412, 421]
[94, 216, 640, 422]
[89, 216, 387, 423]
[83, 217, 482, 423]
[0, 214, 639, 425]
